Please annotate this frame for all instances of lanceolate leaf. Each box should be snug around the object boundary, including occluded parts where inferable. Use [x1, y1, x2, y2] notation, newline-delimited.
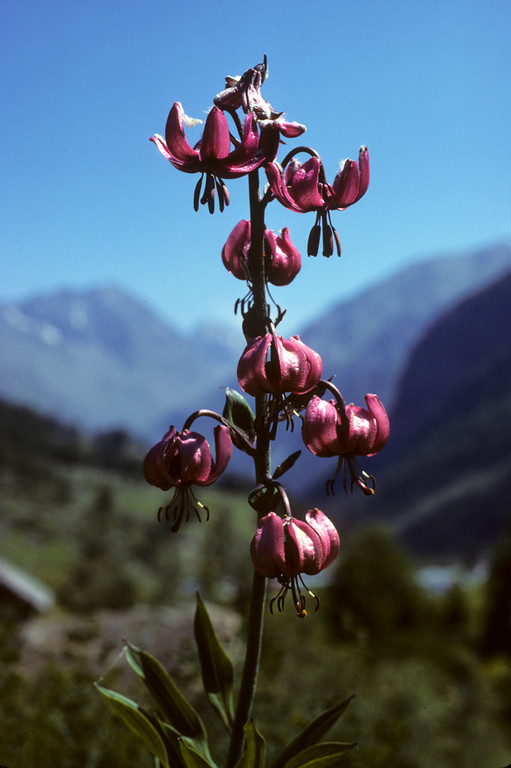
[123, 641, 210, 756]
[282, 742, 357, 768]
[94, 684, 169, 767]
[271, 695, 355, 768]
[194, 593, 235, 730]
[179, 738, 217, 768]
[234, 721, 266, 768]
[273, 450, 302, 480]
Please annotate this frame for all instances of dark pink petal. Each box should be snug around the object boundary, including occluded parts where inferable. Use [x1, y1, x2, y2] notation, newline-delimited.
[342, 403, 378, 455]
[170, 430, 212, 484]
[199, 425, 233, 485]
[331, 159, 362, 208]
[284, 518, 323, 576]
[223, 113, 260, 167]
[290, 157, 326, 211]
[237, 335, 272, 396]
[302, 397, 342, 457]
[222, 220, 251, 280]
[143, 441, 172, 490]
[283, 335, 322, 393]
[250, 512, 286, 578]
[276, 119, 307, 138]
[265, 163, 305, 213]
[357, 146, 370, 200]
[199, 106, 231, 160]
[164, 103, 200, 164]
[364, 394, 390, 455]
[265, 227, 301, 286]
[305, 509, 340, 570]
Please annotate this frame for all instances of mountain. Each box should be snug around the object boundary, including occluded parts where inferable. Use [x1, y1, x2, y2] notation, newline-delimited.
[300, 241, 511, 408]
[0, 286, 239, 439]
[1, 242, 509, 449]
[276, 241, 511, 492]
[311, 270, 511, 560]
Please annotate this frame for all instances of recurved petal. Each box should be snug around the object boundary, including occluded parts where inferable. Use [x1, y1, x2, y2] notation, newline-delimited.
[237, 334, 272, 395]
[223, 113, 261, 168]
[265, 163, 304, 212]
[143, 441, 172, 490]
[265, 226, 301, 286]
[290, 157, 325, 211]
[331, 159, 362, 208]
[276, 119, 307, 138]
[285, 518, 323, 576]
[174, 430, 212, 484]
[305, 509, 340, 570]
[199, 106, 232, 161]
[357, 146, 370, 200]
[364, 394, 390, 455]
[222, 219, 251, 279]
[164, 103, 200, 164]
[302, 397, 342, 457]
[345, 403, 379, 456]
[284, 335, 322, 393]
[250, 512, 286, 578]
[201, 425, 233, 485]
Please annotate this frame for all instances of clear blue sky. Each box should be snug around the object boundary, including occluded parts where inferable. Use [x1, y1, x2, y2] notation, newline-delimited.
[2, 0, 510, 333]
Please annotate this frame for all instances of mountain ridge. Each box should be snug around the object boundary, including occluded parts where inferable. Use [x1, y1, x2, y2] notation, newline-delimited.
[1, 241, 509, 445]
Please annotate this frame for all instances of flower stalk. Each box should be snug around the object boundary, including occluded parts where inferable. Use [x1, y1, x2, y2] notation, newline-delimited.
[226, 167, 270, 767]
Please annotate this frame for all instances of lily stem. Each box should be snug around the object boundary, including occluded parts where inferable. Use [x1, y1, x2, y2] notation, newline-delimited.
[226, 168, 270, 768]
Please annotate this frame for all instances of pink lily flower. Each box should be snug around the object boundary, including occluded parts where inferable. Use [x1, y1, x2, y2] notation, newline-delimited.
[265, 148, 369, 256]
[237, 333, 322, 396]
[250, 509, 340, 616]
[302, 394, 389, 495]
[143, 425, 232, 531]
[222, 219, 301, 286]
[150, 102, 280, 212]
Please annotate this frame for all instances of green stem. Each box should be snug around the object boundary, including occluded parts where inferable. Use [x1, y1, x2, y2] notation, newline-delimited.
[226, 169, 271, 768]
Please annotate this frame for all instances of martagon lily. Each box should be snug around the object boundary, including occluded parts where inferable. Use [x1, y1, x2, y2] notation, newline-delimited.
[237, 333, 322, 396]
[143, 425, 232, 532]
[222, 219, 302, 286]
[150, 102, 280, 212]
[265, 148, 369, 256]
[250, 509, 340, 617]
[302, 393, 389, 495]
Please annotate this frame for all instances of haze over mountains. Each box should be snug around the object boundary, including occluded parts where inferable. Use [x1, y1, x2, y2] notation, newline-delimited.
[1, 242, 509, 443]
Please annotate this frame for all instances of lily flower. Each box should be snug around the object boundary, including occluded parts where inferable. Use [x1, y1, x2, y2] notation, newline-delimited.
[150, 102, 279, 212]
[302, 394, 389, 495]
[222, 219, 301, 286]
[265, 148, 369, 256]
[237, 333, 322, 396]
[250, 509, 340, 617]
[143, 425, 232, 532]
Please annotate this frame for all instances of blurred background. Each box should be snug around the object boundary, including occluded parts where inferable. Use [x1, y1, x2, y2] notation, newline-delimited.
[1, 1, 511, 766]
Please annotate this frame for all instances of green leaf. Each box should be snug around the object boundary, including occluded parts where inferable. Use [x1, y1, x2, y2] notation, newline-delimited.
[179, 738, 217, 768]
[234, 720, 266, 768]
[124, 641, 210, 755]
[223, 388, 256, 447]
[283, 742, 357, 768]
[94, 683, 169, 767]
[194, 593, 235, 730]
[271, 696, 355, 768]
